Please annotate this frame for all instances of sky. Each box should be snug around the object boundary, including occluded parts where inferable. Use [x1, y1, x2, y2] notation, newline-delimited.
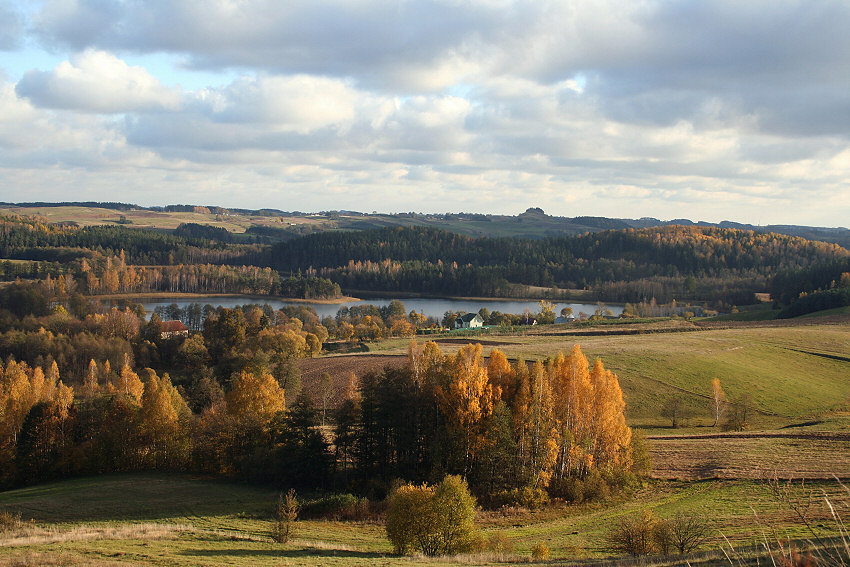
[0, 1, 849, 227]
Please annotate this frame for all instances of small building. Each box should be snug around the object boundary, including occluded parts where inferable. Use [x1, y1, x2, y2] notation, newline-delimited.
[454, 313, 484, 329]
[554, 315, 576, 324]
[160, 320, 189, 339]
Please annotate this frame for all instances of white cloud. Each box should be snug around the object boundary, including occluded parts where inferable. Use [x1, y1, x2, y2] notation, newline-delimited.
[16, 50, 182, 113]
[0, 1, 846, 226]
[207, 75, 362, 132]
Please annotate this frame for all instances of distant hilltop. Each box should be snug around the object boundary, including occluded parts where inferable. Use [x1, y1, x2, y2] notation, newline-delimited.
[1, 201, 848, 249]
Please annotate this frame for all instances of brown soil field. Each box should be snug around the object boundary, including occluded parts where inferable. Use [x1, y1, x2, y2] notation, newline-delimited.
[298, 355, 406, 407]
[298, 352, 521, 407]
[432, 338, 517, 346]
[648, 431, 850, 480]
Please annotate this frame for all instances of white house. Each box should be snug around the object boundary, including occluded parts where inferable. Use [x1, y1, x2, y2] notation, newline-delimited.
[454, 313, 484, 329]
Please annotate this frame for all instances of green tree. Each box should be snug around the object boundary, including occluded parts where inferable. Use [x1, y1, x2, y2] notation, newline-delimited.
[385, 475, 479, 556]
[271, 489, 298, 544]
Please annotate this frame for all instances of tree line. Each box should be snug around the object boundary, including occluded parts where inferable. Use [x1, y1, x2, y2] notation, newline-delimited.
[265, 225, 848, 303]
[0, 335, 639, 507]
[6, 211, 848, 307]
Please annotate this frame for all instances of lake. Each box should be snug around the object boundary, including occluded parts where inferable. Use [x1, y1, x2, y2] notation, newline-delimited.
[138, 296, 622, 321]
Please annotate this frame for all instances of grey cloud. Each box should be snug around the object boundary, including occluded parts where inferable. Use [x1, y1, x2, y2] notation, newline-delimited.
[0, 4, 23, 50]
[33, 0, 504, 90]
[29, 1, 850, 138]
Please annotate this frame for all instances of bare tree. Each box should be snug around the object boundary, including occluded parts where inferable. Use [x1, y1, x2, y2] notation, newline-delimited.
[661, 397, 687, 428]
[607, 510, 657, 556]
[669, 514, 710, 554]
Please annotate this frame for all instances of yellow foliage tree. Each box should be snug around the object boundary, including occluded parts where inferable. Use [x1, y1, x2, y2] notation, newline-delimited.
[487, 349, 515, 402]
[82, 359, 99, 396]
[436, 343, 496, 476]
[114, 356, 144, 402]
[711, 378, 727, 427]
[226, 370, 286, 425]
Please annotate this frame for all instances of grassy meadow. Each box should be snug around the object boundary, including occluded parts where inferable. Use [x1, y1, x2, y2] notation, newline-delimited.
[0, 205, 317, 233]
[1, 473, 848, 566]
[360, 320, 850, 432]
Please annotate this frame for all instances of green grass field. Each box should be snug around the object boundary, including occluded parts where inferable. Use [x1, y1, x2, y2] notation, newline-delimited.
[363, 322, 850, 432]
[1, 473, 848, 566]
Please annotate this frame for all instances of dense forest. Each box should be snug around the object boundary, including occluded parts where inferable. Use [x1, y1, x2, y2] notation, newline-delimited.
[2, 209, 848, 310]
[266, 225, 848, 304]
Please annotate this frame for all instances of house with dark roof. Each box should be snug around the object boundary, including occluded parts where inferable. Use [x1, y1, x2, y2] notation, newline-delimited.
[454, 312, 484, 329]
[160, 320, 189, 339]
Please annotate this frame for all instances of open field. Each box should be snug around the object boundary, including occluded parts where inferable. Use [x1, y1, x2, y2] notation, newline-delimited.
[0, 206, 321, 233]
[1, 474, 849, 566]
[302, 320, 850, 432]
[649, 431, 850, 480]
[297, 319, 850, 485]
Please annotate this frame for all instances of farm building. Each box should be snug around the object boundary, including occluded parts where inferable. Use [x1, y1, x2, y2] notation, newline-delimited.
[454, 313, 484, 329]
[160, 320, 189, 339]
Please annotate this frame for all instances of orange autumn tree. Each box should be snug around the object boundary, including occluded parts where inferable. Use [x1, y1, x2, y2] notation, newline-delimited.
[140, 370, 192, 469]
[226, 369, 286, 425]
[436, 343, 497, 476]
[543, 346, 632, 495]
[409, 341, 633, 500]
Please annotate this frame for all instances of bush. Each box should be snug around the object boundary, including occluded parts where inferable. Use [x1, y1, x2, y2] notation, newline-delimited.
[300, 493, 371, 521]
[653, 518, 674, 555]
[490, 486, 549, 509]
[582, 470, 611, 501]
[0, 509, 22, 533]
[486, 532, 514, 554]
[668, 514, 710, 554]
[607, 510, 658, 556]
[385, 475, 480, 556]
[271, 489, 298, 544]
[531, 541, 551, 560]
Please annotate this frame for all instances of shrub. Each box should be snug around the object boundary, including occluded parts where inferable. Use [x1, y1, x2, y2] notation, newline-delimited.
[385, 475, 480, 556]
[271, 489, 298, 544]
[653, 517, 674, 555]
[300, 493, 370, 521]
[668, 513, 710, 554]
[0, 509, 22, 533]
[486, 532, 514, 554]
[607, 510, 658, 556]
[582, 470, 611, 501]
[531, 541, 551, 560]
[490, 486, 549, 509]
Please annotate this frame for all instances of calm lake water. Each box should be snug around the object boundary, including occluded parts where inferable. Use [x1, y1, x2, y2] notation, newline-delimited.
[138, 296, 623, 321]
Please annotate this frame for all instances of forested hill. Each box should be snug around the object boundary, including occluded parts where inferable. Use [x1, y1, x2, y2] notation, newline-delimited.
[3, 203, 849, 248]
[0, 216, 258, 265]
[268, 225, 849, 304]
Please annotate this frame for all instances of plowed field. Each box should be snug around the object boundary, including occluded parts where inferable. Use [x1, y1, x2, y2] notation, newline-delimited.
[648, 431, 850, 480]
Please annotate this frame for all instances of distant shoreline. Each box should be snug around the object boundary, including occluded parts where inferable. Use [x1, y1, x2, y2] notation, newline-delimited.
[94, 292, 359, 305]
[95, 291, 626, 308]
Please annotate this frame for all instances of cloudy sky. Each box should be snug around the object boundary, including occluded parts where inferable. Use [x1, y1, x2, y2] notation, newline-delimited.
[1, 1, 849, 226]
